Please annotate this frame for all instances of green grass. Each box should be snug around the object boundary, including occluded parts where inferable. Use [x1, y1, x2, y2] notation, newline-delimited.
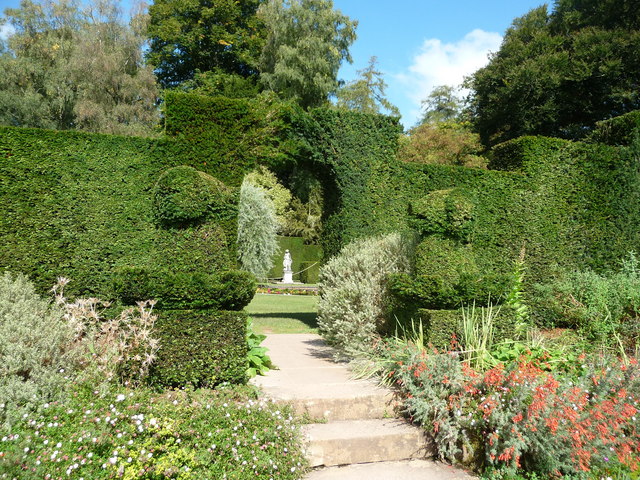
[246, 293, 319, 334]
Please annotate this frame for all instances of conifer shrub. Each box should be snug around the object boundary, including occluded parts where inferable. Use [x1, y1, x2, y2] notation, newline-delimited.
[317, 233, 414, 354]
[153, 165, 232, 226]
[237, 180, 279, 278]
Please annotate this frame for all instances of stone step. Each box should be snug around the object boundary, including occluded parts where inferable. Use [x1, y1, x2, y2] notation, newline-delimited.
[303, 418, 432, 467]
[264, 388, 396, 422]
[305, 460, 475, 479]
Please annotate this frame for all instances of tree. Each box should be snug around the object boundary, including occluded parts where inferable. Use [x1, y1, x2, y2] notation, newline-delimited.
[146, 0, 265, 88]
[237, 179, 279, 279]
[398, 122, 486, 168]
[419, 85, 462, 125]
[0, 0, 159, 135]
[334, 56, 399, 116]
[258, 0, 357, 109]
[467, 1, 640, 146]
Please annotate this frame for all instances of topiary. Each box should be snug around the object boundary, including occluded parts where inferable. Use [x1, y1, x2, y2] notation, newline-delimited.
[153, 165, 231, 226]
[409, 188, 475, 241]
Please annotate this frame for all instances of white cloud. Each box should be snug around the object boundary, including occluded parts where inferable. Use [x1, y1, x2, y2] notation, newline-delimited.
[0, 23, 16, 41]
[396, 29, 502, 126]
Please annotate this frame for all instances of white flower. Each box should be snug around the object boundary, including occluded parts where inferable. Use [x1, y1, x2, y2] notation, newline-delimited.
[116, 394, 126, 402]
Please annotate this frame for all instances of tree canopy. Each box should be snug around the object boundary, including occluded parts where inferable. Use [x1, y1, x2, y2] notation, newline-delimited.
[467, 0, 640, 146]
[334, 56, 399, 116]
[419, 85, 462, 125]
[258, 0, 357, 109]
[147, 0, 265, 88]
[0, 0, 158, 135]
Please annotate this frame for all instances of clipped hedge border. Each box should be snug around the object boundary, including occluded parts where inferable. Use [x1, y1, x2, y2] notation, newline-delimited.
[148, 309, 247, 388]
[113, 267, 256, 311]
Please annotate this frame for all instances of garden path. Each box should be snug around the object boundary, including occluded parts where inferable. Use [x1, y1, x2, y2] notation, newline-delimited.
[251, 333, 474, 479]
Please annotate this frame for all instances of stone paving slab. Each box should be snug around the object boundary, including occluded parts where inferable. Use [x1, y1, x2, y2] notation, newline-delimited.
[305, 460, 475, 480]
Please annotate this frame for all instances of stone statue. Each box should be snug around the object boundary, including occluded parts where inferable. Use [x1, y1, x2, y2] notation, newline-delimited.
[283, 250, 292, 271]
[282, 250, 293, 283]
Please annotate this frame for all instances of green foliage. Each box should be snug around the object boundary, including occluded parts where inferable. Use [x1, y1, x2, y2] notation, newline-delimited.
[334, 56, 400, 116]
[258, 0, 357, 109]
[397, 122, 486, 168]
[153, 165, 234, 226]
[408, 189, 475, 240]
[267, 236, 323, 283]
[0, 272, 77, 427]
[163, 91, 310, 185]
[244, 165, 293, 231]
[0, 384, 307, 478]
[0, 126, 238, 298]
[467, 2, 640, 146]
[317, 233, 414, 355]
[533, 253, 640, 348]
[149, 310, 248, 388]
[0, 0, 159, 135]
[237, 180, 279, 278]
[246, 317, 275, 377]
[409, 307, 517, 352]
[113, 267, 256, 311]
[308, 108, 404, 257]
[388, 236, 510, 313]
[587, 110, 640, 146]
[146, 0, 265, 88]
[418, 85, 463, 125]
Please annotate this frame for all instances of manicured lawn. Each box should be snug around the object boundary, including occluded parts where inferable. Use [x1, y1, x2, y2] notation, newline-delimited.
[246, 293, 318, 334]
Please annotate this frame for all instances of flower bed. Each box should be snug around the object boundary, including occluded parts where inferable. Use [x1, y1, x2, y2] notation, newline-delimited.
[381, 344, 640, 478]
[256, 286, 318, 296]
[0, 384, 306, 479]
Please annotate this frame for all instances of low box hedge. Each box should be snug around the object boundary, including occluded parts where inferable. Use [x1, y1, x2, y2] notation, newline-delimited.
[148, 309, 247, 388]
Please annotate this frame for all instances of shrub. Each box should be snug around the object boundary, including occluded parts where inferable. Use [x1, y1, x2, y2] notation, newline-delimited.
[533, 253, 640, 347]
[0, 273, 78, 427]
[0, 384, 307, 479]
[384, 344, 640, 477]
[397, 121, 486, 168]
[317, 233, 414, 355]
[148, 310, 247, 388]
[244, 165, 293, 232]
[237, 180, 279, 278]
[153, 165, 232, 226]
[114, 267, 256, 311]
[0, 274, 159, 428]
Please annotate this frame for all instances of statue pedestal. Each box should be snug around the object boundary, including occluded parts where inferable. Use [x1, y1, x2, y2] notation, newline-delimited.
[282, 269, 294, 284]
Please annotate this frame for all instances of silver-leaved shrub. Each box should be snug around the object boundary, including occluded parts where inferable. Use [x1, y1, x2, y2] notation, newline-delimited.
[317, 233, 413, 355]
[0, 272, 79, 427]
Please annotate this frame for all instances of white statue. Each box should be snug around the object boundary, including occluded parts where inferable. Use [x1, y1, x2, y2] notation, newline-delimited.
[282, 250, 293, 283]
[283, 249, 293, 272]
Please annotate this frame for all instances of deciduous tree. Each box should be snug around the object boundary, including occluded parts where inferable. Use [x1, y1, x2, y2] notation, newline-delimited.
[258, 0, 357, 109]
[467, 1, 640, 146]
[147, 0, 265, 88]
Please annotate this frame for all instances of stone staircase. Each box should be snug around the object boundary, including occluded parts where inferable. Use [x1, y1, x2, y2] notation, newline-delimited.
[251, 334, 474, 479]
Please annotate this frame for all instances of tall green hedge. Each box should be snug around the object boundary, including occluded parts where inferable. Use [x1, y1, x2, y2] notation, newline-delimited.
[266, 236, 322, 283]
[0, 127, 243, 298]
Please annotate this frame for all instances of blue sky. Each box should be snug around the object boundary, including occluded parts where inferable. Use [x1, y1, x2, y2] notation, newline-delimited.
[0, 0, 544, 127]
[332, 0, 544, 127]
